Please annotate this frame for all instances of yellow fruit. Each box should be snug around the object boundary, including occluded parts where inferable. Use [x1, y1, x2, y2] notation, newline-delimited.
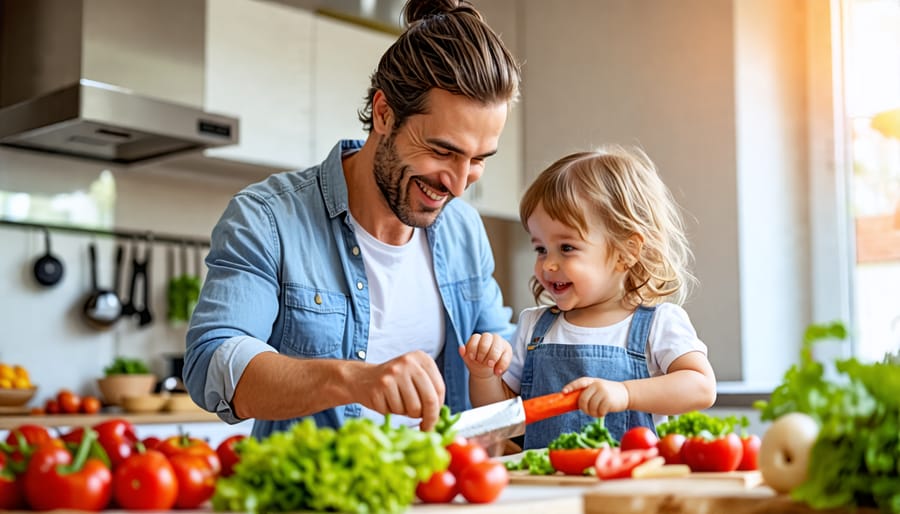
[13, 377, 31, 389]
[13, 365, 29, 381]
[0, 364, 14, 381]
[0, 377, 12, 389]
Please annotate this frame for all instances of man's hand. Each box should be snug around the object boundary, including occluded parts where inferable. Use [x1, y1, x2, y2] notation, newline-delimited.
[459, 333, 512, 379]
[356, 351, 445, 431]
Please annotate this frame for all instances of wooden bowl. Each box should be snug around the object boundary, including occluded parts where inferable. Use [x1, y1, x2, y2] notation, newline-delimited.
[0, 387, 37, 407]
[164, 393, 202, 413]
[121, 393, 167, 413]
[96, 374, 156, 406]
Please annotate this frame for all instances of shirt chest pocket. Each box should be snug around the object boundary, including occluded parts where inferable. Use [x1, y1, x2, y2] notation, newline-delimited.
[282, 285, 348, 357]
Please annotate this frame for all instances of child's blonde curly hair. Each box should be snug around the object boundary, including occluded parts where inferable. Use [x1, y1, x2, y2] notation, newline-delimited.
[519, 145, 696, 307]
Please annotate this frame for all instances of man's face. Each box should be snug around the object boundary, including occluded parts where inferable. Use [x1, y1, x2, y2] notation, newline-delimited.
[372, 89, 508, 228]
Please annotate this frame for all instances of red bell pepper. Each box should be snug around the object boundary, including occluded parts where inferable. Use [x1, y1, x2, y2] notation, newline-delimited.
[24, 428, 112, 511]
[0, 452, 25, 510]
[63, 418, 138, 469]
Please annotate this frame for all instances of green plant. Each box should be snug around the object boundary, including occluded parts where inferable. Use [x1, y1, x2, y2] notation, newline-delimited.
[104, 357, 151, 376]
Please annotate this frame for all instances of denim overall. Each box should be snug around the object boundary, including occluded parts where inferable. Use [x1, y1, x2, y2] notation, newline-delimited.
[520, 306, 658, 450]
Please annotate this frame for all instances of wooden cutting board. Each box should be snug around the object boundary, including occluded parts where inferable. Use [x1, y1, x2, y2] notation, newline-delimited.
[582, 481, 881, 514]
[509, 470, 763, 488]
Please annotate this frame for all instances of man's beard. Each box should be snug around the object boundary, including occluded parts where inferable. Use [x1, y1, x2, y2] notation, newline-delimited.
[373, 132, 451, 228]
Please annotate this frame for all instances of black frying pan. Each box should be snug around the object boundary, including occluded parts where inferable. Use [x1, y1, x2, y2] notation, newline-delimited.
[82, 243, 123, 330]
[33, 227, 64, 287]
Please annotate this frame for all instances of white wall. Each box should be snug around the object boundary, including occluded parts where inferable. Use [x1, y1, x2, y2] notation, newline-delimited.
[0, 147, 248, 406]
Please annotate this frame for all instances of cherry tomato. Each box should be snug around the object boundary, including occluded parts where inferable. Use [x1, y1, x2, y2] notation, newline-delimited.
[415, 469, 458, 503]
[44, 399, 60, 414]
[681, 432, 743, 472]
[548, 448, 603, 475]
[216, 434, 247, 477]
[594, 447, 659, 480]
[169, 453, 218, 509]
[157, 435, 221, 475]
[457, 460, 508, 504]
[446, 439, 488, 477]
[57, 390, 82, 414]
[80, 396, 102, 414]
[656, 433, 687, 465]
[113, 450, 178, 510]
[737, 434, 761, 471]
[620, 426, 659, 451]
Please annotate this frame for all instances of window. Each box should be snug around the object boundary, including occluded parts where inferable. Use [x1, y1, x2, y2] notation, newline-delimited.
[844, 0, 900, 361]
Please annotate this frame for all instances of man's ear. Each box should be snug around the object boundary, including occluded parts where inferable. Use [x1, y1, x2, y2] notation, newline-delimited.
[372, 90, 394, 135]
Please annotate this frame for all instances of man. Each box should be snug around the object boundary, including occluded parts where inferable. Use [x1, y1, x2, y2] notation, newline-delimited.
[184, 0, 521, 439]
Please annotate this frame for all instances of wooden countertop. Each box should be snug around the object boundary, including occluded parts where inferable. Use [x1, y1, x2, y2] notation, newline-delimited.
[0, 409, 221, 429]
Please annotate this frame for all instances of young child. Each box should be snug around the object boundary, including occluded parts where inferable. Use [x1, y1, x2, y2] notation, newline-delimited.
[461, 146, 717, 450]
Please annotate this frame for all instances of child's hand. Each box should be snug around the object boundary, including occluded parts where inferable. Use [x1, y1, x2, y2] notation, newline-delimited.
[562, 377, 630, 418]
[459, 333, 512, 379]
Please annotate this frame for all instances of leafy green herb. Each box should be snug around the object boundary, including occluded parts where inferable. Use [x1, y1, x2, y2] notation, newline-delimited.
[103, 357, 150, 376]
[503, 448, 555, 475]
[753, 320, 900, 513]
[548, 417, 617, 449]
[211, 417, 449, 513]
[656, 411, 741, 438]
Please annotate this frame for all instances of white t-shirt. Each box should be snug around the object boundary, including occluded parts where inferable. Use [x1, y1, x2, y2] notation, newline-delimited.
[348, 214, 445, 427]
[503, 303, 708, 424]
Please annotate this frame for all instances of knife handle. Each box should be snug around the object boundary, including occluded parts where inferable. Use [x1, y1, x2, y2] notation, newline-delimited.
[523, 390, 582, 424]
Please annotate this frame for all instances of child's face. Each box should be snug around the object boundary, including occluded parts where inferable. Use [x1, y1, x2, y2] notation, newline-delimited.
[527, 203, 627, 314]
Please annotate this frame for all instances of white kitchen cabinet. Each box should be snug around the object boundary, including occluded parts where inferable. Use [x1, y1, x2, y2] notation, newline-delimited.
[204, 0, 314, 170]
[312, 15, 396, 162]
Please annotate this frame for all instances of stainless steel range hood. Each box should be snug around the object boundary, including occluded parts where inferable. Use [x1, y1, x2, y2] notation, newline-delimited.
[0, 79, 238, 165]
[0, 0, 240, 165]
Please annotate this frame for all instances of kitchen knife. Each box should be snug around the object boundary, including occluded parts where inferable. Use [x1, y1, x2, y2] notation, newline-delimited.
[453, 391, 581, 448]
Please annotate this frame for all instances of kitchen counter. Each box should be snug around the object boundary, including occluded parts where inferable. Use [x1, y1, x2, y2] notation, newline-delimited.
[0, 409, 220, 430]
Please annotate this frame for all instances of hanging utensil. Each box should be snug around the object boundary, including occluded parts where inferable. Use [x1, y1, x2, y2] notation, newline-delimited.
[33, 227, 64, 287]
[82, 243, 122, 330]
[123, 235, 153, 327]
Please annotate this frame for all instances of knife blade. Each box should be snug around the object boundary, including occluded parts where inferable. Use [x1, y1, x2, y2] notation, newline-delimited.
[453, 391, 581, 448]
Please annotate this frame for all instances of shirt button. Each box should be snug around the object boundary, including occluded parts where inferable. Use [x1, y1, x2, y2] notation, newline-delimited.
[314, 294, 322, 305]
[352, 246, 360, 256]
[356, 281, 364, 290]
[357, 350, 366, 359]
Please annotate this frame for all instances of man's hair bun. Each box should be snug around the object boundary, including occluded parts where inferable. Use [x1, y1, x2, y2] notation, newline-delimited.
[402, 0, 482, 25]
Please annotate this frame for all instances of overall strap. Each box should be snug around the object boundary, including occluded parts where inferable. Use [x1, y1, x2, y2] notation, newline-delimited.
[625, 305, 657, 358]
[527, 307, 562, 350]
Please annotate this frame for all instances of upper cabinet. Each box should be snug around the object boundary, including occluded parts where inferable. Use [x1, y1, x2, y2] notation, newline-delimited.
[204, 0, 314, 170]
[312, 16, 396, 162]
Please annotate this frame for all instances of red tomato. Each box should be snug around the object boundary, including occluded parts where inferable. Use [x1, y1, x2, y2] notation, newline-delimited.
[158, 435, 221, 475]
[44, 399, 60, 414]
[681, 432, 744, 472]
[142, 436, 162, 450]
[23, 440, 112, 511]
[656, 433, 687, 465]
[737, 434, 761, 471]
[594, 447, 659, 480]
[216, 434, 247, 477]
[5, 424, 55, 462]
[0, 454, 25, 510]
[457, 460, 508, 504]
[57, 390, 82, 414]
[415, 469, 458, 503]
[113, 450, 178, 510]
[548, 448, 603, 475]
[169, 453, 218, 508]
[446, 440, 488, 477]
[80, 396, 102, 414]
[63, 419, 139, 469]
[620, 426, 659, 451]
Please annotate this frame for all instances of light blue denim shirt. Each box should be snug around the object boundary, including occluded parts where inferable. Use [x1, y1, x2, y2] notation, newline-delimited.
[184, 140, 515, 439]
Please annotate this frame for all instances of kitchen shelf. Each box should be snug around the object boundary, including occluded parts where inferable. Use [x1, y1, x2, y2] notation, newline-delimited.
[0, 409, 221, 430]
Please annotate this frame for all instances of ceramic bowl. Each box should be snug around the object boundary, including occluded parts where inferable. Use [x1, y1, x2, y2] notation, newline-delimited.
[96, 374, 156, 406]
[0, 386, 37, 407]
